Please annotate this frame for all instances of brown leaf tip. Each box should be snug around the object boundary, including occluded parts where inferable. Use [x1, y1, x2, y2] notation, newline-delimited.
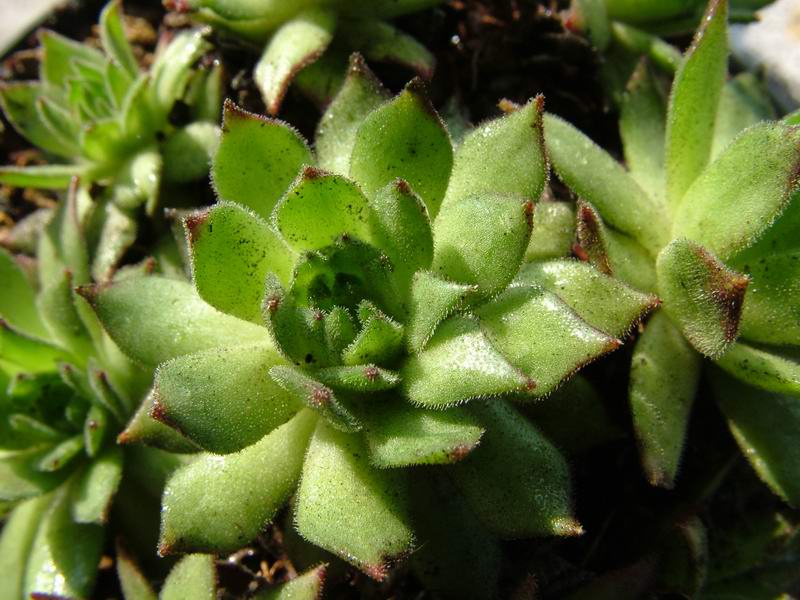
[265, 295, 281, 313]
[302, 165, 325, 180]
[524, 377, 537, 393]
[363, 365, 379, 381]
[498, 98, 521, 114]
[448, 443, 475, 462]
[74, 284, 100, 305]
[183, 209, 210, 245]
[362, 563, 388, 582]
[394, 178, 412, 195]
[523, 199, 535, 229]
[310, 386, 331, 407]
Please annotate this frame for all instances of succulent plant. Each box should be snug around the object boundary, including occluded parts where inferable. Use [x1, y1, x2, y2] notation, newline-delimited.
[0, 1, 221, 281]
[544, 0, 800, 500]
[79, 55, 657, 596]
[0, 181, 192, 598]
[166, 0, 444, 114]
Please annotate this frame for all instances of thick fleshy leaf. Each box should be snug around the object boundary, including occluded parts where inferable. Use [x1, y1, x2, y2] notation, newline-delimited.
[629, 311, 701, 488]
[736, 252, 800, 346]
[0, 448, 68, 501]
[83, 404, 109, 457]
[0, 164, 84, 189]
[149, 29, 212, 121]
[0, 82, 75, 158]
[574, 201, 658, 293]
[39, 29, 104, 87]
[255, 8, 336, 114]
[518, 259, 659, 338]
[0, 494, 51, 600]
[37, 435, 84, 472]
[345, 19, 435, 79]
[656, 238, 749, 358]
[70, 445, 123, 524]
[713, 372, 800, 506]
[269, 365, 360, 432]
[79, 276, 268, 366]
[91, 202, 138, 282]
[99, 0, 139, 77]
[24, 487, 103, 599]
[657, 517, 709, 597]
[161, 122, 220, 183]
[570, 0, 610, 49]
[212, 100, 312, 220]
[274, 167, 373, 252]
[442, 96, 546, 209]
[116, 542, 157, 600]
[112, 148, 162, 213]
[712, 73, 775, 159]
[341, 306, 404, 367]
[35, 97, 81, 155]
[254, 565, 327, 600]
[619, 59, 666, 201]
[295, 421, 414, 579]
[451, 400, 580, 538]
[349, 80, 453, 218]
[153, 343, 296, 453]
[664, 0, 728, 209]
[187, 202, 294, 322]
[37, 269, 94, 360]
[160, 554, 217, 600]
[402, 315, 532, 407]
[160, 410, 316, 554]
[410, 473, 501, 600]
[315, 53, 388, 175]
[368, 180, 434, 291]
[672, 123, 800, 261]
[609, 21, 682, 72]
[118, 389, 200, 453]
[315, 365, 399, 392]
[544, 113, 667, 254]
[477, 285, 620, 396]
[433, 195, 532, 298]
[0, 322, 68, 373]
[525, 201, 575, 262]
[365, 401, 484, 467]
[406, 270, 476, 352]
[0, 248, 47, 338]
[714, 342, 800, 396]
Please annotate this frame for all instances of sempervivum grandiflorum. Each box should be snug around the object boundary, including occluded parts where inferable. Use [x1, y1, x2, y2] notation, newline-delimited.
[545, 0, 800, 502]
[81, 56, 655, 597]
[0, 1, 221, 281]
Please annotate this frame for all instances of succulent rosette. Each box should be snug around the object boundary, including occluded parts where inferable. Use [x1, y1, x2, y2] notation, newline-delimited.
[0, 185, 191, 599]
[82, 56, 656, 596]
[544, 0, 800, 500]
[167, 0, 443, 113]
[0, 1, 221, 280]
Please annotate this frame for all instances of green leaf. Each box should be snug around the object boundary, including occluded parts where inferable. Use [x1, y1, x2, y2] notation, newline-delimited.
[672, 123, 800, 261]
[149, 29, 212, 121]
[656, 238, 749, 357]
[570, 0, 610, 49]
[79, 276, 268, 366]
[315, 365, 399, 392]
[0, 164, 83, 189]
[315, 53, 388, 175]
[0, 83, 75, 158]
[274, 167, 373, 252]
[37, 269, 94, 360]
[714, 342, 800, 396]
[367, 179, 434, 291]
[344, 19, 435, 79]
[99, 0, 139, 77]
[91, 202, 138, 282]
[83, 404, 109, 457]
[409, 473, 501, 600]
[609, 22, 683, 72]
[187, 202, 294, 322]
[664, 0, 728, 209]
[349, 80, 453, 218]
[713, 372, 800, 507]
[115, 541, 157, 600]
[39, 29, 104, 87]
[341, 307, 404, 366]
[406, 270, 476, 352]
[0, 448, 68, 501]
[295, 421, 414, 579]
[736, 252, 800, 346]
[477, 285, 620, 396]
[629, 311, 701, 488]
[118, 390, 200, 454]
[212, 100, 312, 220]
[402, 315, 531, 407]
[36, 435, 85, 472]
[254, 565, 327, 600]
[269, 365, 360, 432]
[0, 321, 68, 373]
[712, 73, 775, 159]
[525, 201, 576, 262]
[255, 8, 336, 115]
[87, 362, 130, 423]
[160, 410, 316, 554]
[161, 122, 219, 183]
[35, 97, 81, 155]
[443, 96, 546, 209]
[518, 259, 659, 338]
[0, 248, 48, 338]
[112, 148, 162, 213]
[0, 494, 51, 600]
[544, 113, 668, 254]
[160, 554, 217, 600]
[432, 194, 533, 298]
[24, 487, 103, 599]
[153, 343, 296, 453]
[70, 445, 123, 524]
[365, 401, 484, 467]
[619, 59, 666, 202]
[451, 400, 580, 538]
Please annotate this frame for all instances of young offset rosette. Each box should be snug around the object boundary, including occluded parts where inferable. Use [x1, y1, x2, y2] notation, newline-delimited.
[83, 57, 655, 596]
[545, 0, 800, 502]
[0, 1, 221, 280]
[166, 0, 443, 113]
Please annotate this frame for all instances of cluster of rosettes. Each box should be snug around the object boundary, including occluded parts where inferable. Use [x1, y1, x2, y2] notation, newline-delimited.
[83, 54, 657, 595]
